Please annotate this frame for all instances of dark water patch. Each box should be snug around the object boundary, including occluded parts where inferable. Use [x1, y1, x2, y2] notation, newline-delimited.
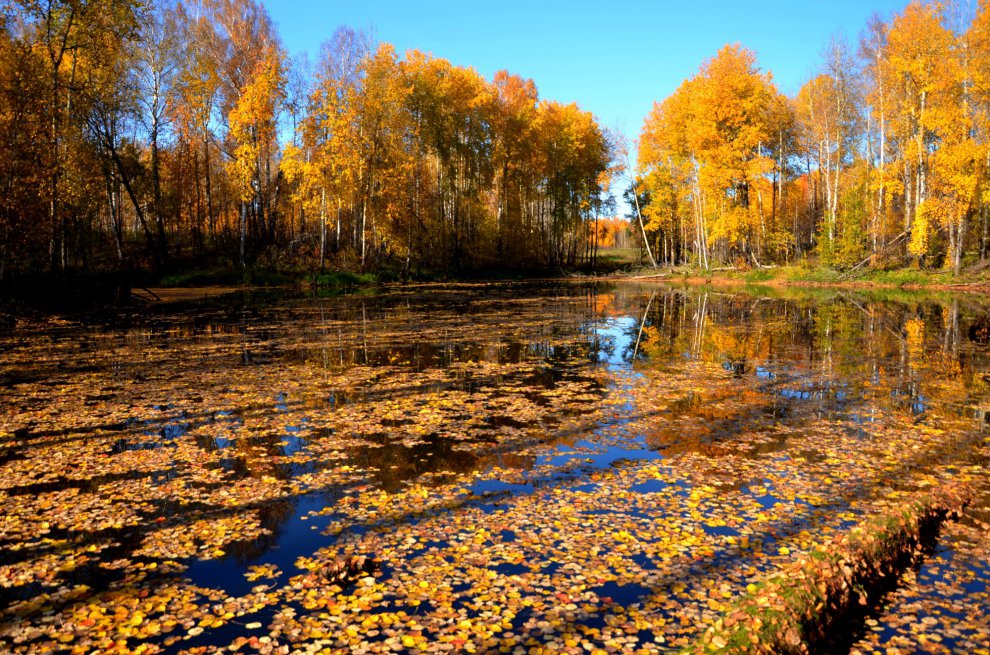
[342, 433, 482, 493]
[485, 414, 531, 430]
[703, 524, 741, 538]
[2, 468, 175, 497]
[0, 448, 26, 466]
[592, 580, 653, 606]
[6, 422, 130, 447]
[540, 441, 662, 471]
[494, 562, 528, 577]
[631, 479, 668, 494]
[468, 479, 534, 496]
[467, 480, 535, 513]
[279, 432, 308, 456]
[215, 455, 252, 479]
[110, 435, 178, 454]
[381, 417, 415, 427]
[631, 552, 653, 569]
[752, 493, 783, 510]
[83, 392, 116, 405]
[3, 283, 990, 653]
[181, 491, 343, 597]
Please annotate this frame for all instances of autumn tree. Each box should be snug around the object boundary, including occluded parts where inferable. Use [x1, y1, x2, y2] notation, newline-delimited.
[635, 4, 990, 274]
[133, 0, 180, 264]
[490, 70, 539, 262]
[0, 13, 48, 278]
[14, 0, 141, 271]
[795, 37, 862, 264]
[970, 0, 990, 263]
[639, 45, 787, 269]
[284, 27, 369, 270]
[171, 0, 223, 250]
[0, 2, 621, 282]
[884, 1, 959, 261]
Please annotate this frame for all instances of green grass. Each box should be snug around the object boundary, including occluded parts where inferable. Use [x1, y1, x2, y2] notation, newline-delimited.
[598, 247, 642, 262]
[158, 264, 386, 290]
[246, 269, 295, 286]
[159, 267, 303, 288]
[312, 271, 378, 288]
[741, 265, 843, 283]
[742, 268, 776, 283]
[855, 268, 956, 286]
[722, 263, 984, 288]
[159, 268, 242, 287]
[307, 270, 381, 297]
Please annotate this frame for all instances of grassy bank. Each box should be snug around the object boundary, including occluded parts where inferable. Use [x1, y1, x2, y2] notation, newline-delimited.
[739, 264, 988, 288]
[684, 482, 973, 655]
[0, 266, 386, 317]
[7, 255, 990, 318]
[158, 266, 383, 290]
[0, 260, 581, 317]
[607, 263, 990, 294]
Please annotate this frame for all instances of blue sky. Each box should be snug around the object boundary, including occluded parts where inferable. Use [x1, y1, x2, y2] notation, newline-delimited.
[267, 0, 909, 165]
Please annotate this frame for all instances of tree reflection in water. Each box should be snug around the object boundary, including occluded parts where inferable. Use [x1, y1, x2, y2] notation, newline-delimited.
[0, 283, 988, 653]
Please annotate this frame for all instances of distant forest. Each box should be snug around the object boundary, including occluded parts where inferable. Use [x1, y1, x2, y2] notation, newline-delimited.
[637, 1, 990, 274]
[1, 1, 989, 284]
[0, 0, 620, 281]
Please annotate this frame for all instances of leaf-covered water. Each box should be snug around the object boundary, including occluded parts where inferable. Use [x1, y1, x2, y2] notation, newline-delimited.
[1, 283, 988, 654]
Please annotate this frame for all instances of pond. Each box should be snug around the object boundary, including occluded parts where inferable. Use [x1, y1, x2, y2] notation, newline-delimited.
[1, 282, 988, 654]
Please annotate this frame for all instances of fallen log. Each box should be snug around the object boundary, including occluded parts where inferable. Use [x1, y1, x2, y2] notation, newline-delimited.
[627, 273, 672, 280]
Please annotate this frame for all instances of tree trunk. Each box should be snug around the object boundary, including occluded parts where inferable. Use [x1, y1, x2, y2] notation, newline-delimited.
[99, 134, 160, 269]
[632, 183, 657, 269]
[360, 197, 367, 267]
[204, 137, 215, 247]
[981, 203, 988, 261]
[49, 74, 61, 273]
[239, 201, 247, 268]
[319, 186, 327, 273]
[915, 90, 927, 226]
[954, 215, 966, 275]
[0, 225, 7, 282]
[150, 119, 169, 267]
[105, 175, 124, 262]
[906, 163, 916, 267]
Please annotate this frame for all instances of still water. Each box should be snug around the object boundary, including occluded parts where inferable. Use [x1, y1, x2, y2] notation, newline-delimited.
[1, 283, 988, 653]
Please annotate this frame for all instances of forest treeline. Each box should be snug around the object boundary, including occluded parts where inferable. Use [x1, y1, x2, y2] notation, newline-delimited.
[637, 0, 990, 273]
[5, 1, 990, 287]
[0, 0, 621, 282]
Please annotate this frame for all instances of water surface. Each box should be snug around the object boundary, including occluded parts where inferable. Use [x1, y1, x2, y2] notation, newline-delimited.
[1, 282, 988, 653]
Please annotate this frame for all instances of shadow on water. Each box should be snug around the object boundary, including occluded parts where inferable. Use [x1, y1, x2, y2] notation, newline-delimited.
[1, 282, 989, 652]
[340, 433, 483, 494]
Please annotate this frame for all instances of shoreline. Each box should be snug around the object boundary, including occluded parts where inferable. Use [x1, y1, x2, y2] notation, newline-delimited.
[4, 267, 990, 323]
[587, 269, 990, 296]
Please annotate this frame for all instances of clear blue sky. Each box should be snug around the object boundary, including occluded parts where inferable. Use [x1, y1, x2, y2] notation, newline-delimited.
[267, 0, 908, 166]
